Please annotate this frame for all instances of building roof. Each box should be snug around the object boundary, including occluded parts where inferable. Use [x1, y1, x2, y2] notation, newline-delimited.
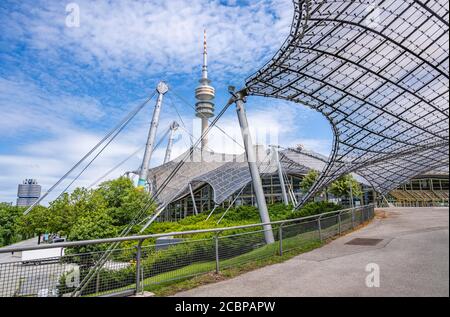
[147, 145, 357, 206]
[245, 0, 449, 199]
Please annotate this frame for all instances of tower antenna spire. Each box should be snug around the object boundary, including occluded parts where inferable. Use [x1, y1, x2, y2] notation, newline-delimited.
[202, 28, 208, 80]
[195, 29, 215, 153]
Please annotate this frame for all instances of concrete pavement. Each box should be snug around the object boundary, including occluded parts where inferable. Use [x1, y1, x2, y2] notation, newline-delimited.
[0, 236, 39, 264]
[174, 207, 449, 297]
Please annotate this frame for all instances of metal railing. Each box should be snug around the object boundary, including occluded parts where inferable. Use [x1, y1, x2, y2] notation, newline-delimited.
[0, 204, 375, 297]
[389, 201, 449, 208]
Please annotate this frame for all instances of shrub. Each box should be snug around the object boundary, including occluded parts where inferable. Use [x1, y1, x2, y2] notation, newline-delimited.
[58, 201, 341, 296]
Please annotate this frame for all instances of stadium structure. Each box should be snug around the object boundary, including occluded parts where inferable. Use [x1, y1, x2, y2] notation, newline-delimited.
[24, 0, 449, 238]
[11, 0, 449, 298]
[138, 2, 450, 224]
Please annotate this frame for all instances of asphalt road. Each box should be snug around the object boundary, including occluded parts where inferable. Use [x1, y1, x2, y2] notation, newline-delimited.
[174, 207, 449, 297]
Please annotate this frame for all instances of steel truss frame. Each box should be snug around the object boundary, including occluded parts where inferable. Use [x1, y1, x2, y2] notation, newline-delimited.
[245, 0, 449, 207]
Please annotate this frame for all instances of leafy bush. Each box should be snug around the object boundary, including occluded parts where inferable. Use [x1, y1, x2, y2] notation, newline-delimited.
[0, 204, 24, 247]
[329, 174, 362, 198]
[287, 201, 342, 219]
[60, 201, 341, 296]
[300, 170, 319, 193]
[5, 177, 155, 248]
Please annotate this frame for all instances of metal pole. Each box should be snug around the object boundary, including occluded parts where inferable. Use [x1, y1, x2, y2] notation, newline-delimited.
[233, 90, 274, 244]
[138, 81, 169, 189]
[217, 185, 246, 224]
[206, 204, 218, 221]
[273, 146, 289, 206]
[96, 271, 100, 294]
[349, 180, 354, 208]
[215, 233, 220, 274]
[351, 208, 355, 229]
[135, 240, 143, 294]
[141, 265, 144, 294]
[286, 174, 298, 206]
[318, 216, 322, 242]
[189, 183, 198, 216]
[163, 121, 179, 164]
[139, 204, 167, 233]
[278, 224, 284, 256]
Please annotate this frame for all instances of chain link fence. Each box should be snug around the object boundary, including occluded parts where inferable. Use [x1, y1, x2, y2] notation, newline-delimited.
[0, 205, 374, 297]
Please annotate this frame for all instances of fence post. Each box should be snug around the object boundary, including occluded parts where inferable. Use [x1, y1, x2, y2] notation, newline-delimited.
[278, 224, 284, 256]
[351, 208, 355, 229]
[318, 216, 322, 242]
[215, 233, 220, 274]
[338, 212, 342, 235]
[135, 239, 143, 294]
[95, 271, 100, 294]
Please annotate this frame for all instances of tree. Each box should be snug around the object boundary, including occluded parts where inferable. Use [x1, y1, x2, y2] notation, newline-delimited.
[0, 204, 22, 247]
[329, 174, 362, 199]
[67, 209, 118, 254]
[12, 177, 156, 246]
[300, 170, 319, 193]
[45, 188, 107, 237]
[15, 205, 50, 238]
[97, 177, 155, 227]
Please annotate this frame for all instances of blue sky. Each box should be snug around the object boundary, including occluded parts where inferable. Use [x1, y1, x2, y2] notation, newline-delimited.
[0, 0, 332, 203]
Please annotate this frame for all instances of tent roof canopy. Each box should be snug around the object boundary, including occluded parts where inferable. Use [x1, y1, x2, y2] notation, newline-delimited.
[245, 0, 449, 202]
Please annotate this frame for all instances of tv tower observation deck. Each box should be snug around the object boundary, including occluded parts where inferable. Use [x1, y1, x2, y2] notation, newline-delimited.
[195, 30, 215, 151]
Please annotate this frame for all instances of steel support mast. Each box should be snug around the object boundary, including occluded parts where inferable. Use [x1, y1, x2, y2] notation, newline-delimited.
[163, 121, 179, 164]
[273, 146, 289, 206]
[137, 81, 169, 189]
[231, 88, 275, 244]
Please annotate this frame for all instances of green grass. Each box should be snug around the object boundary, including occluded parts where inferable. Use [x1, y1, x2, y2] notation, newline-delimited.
[138, 231, 322, 296]
[139, 217, 370, 297]
[86, 232, 322, 297]
[85, 209, 372, 297]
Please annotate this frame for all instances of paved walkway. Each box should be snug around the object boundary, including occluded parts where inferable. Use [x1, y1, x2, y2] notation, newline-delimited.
[174, 207, 449, 297]
[0, 236, 39, 264]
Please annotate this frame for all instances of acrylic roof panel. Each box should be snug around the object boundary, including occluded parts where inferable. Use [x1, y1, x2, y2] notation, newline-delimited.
[147, 146, 329, 206]
[421, 165, 450, 176]
[280, 147, 327, 171]
[355, 144, 449, 194]
[245, 0, 449, 204]
[192, 162, 251, 204]
[280, 146, 371, 185]
[147, 148, 237, 206]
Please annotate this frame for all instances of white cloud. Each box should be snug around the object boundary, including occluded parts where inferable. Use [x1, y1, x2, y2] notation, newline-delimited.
[0, 76, 106, 136]
[3, 0, 293, 82]
[0, 97, 333, 203]
[0, 0, 335, 204]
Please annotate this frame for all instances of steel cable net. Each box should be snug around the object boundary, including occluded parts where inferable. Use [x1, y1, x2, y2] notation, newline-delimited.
[146, 145, 346, 207]
[146, 146, 276, 206]
[245, 0, 449, 204]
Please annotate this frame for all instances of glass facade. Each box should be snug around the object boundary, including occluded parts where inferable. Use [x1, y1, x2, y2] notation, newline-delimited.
[163, 174, 305, 221]
[387, 176, 449, 207]
[244, 0, 449, 207]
